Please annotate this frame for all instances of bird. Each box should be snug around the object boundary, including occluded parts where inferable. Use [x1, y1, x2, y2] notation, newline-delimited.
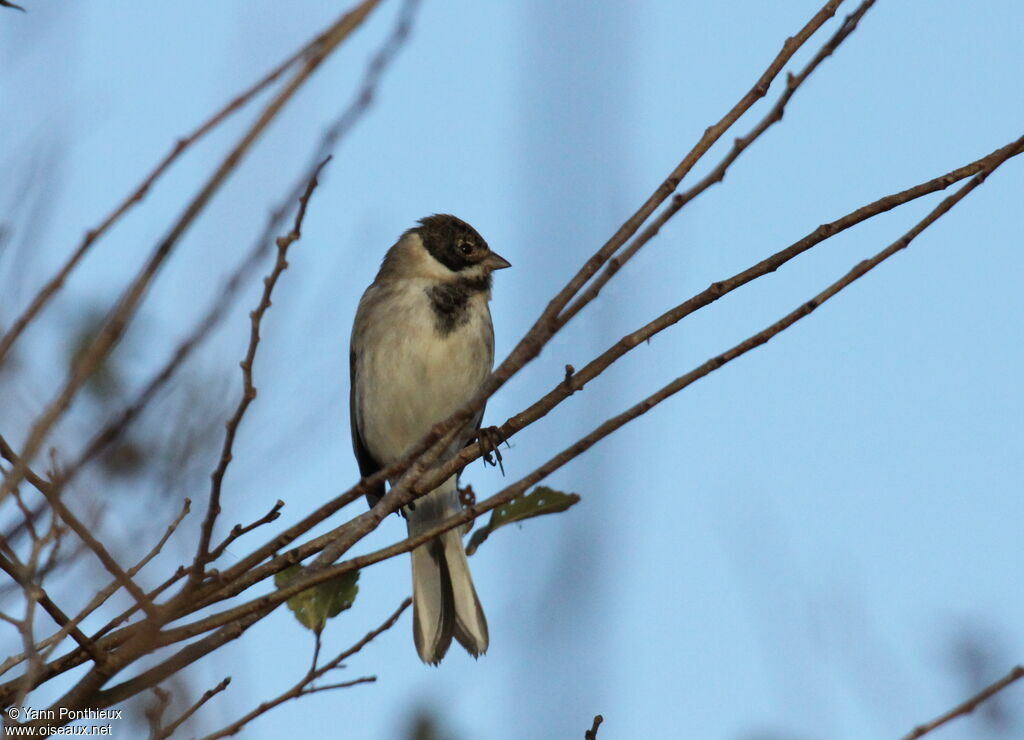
[349, 214, 510, 664]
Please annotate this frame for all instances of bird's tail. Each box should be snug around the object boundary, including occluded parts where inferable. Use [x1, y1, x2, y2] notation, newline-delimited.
[406, 476, 488, 664]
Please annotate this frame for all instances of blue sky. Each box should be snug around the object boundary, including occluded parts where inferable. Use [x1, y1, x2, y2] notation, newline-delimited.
[2, 2, 1022, 738]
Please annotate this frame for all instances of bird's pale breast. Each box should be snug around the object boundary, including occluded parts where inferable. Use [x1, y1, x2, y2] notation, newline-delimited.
[353, 278, 492, 466]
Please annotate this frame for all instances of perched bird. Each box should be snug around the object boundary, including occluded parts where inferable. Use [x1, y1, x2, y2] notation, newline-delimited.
[349, 214, 510, 664]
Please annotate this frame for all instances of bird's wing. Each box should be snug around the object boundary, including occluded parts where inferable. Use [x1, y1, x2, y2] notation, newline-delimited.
[350, 348, 386, 506]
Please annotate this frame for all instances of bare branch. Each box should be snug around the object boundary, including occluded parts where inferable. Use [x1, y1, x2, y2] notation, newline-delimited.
[3, 5, 1019, 731]
[0, 435, 159, 618]
[207, 499, 284, 564]
[154, 676, 231, 740]
[436, 136, 1024, 488]
[117, 0, 845, 626]
[903, 665, 1024, 739]
[191, 156, 330, 581]
[0, 498, 191, 678]
[585, 714, 604, 740]
[0, 552, 105, 669]
[145, 686, 172, 738]
[0, 435, 53, 500]
[85, 599, 408, 731]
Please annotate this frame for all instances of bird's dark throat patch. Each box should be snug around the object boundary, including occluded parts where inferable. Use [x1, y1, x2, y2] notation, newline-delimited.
[426, 275, 491, 335]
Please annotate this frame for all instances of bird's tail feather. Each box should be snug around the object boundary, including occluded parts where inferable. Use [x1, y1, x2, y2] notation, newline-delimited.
[407, 478, 489, 664]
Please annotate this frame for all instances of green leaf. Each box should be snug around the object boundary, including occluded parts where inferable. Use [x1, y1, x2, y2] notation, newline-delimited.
[274, 565, 359, 634]
[465, 486, 581, 555]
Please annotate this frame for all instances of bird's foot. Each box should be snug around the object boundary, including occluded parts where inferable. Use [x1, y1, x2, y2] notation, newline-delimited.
[474, 426, 508, 475]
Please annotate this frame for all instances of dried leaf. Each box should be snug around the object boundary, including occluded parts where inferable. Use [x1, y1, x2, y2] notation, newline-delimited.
[465, 486, 580, 555]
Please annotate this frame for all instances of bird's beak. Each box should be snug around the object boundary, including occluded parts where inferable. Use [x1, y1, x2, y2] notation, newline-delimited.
[481, 252, 511, 271]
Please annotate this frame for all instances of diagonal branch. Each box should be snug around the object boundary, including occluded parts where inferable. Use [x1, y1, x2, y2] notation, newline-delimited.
[902, 665, 1024, 739]
[0, 551, 105, 669]
[204, 134, 1024, 605]
[11, 3, 382, 723]
[559, 0, 877, 325]
[51, 0, 411, 511]
[153, 676, 231, 740]
[0, 0, 416, 700]
[433, 135, 1024, 488]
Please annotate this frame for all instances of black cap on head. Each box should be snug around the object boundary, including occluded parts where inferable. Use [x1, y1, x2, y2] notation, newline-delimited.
[413, 214, 490, 272]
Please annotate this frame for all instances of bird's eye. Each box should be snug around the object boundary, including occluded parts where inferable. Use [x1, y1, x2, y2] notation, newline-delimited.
[458, 242, 473, 256]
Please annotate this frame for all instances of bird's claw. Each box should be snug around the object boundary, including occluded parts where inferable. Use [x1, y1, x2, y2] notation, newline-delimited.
[474, 426, 507, 475]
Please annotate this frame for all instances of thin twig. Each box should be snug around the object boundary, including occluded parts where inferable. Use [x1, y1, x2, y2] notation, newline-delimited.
[585, 714, 604, 740]
[0, 435, 54, 500]
[154, 676, 231, 740]
[195, 599, 408, 740]
[145, 686, 172, 738]
[7, 4, 1021, 719]
[0, 436, 159, 618]
[191, 156, 330, 582]
[902, 665, 1024, 739]
[0, 553, 186, 694]
[434, 136, 1024, 488]
[140, 130, 1011, 622]
[0, 498, 191, 677]
[0, 11, 423, 690]
[198, 135, 1024, 612]
[207, 500, 285, 564]
[0, 553, 106, 668]
[6, 509, 64, 710]
[28, 126, 338, 720]
[447, 0, 849, 413]
[92, 599, 409, 732]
